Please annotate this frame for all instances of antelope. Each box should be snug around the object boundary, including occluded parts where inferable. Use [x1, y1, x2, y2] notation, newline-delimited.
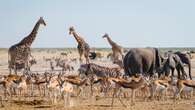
[63, 76, 89, 97]
[31, 73, 48, 96]
[108, 75, 147, 106]
[60, 80, 74, 107]
[175, 79, 195, 99]
[0, 74, 28, 97]
[11, 75, 28, 96]
[46, 73, 75, 106]
[0, 74, 21, 97]
[45, 73, 61, 104]
[149, 76, 172, 100]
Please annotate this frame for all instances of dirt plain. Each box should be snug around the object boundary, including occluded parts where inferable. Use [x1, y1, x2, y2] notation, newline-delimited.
[0, 48, 195, 110]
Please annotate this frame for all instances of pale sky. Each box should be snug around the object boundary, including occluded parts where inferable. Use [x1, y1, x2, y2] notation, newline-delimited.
[1, 0, 195, 48]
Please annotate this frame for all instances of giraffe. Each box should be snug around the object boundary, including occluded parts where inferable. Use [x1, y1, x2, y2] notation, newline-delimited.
[102, 33, 124, 64]
[69, 26, 90, 64]
[8, 17, 46, 74]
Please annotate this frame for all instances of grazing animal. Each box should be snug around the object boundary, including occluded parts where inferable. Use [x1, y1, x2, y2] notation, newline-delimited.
[89, 51, 103, 60]
[64, 76, 89, 96]
[79, 63, 123, 78]
[46, 74, 62, 104]
[102, 33, 124, 62]
[149, 76, 172, 100]
[55, 58, 74, 71]
[109, 75, 147, 106]
[60, 52, 68, 56]
[78, 63, 123, 96]
[32, 73, 48, 96]
[61, 81, 74, 107]
[89, 52, 96, 60]
[29, 56, 37, 66]
[46, 73, 74, 106]
[0, 74, 26, 97]
[69, 26, 90, 64]
[0, 75, 20, 97]
[107, 52, 113, 60]
[12, 75, 28, 96]
[175, 79, 195, 99]
[160, 53, 187, 79]
[43, 57, 52, 62]
[123, 48, 161, 77]
[49, 60, 55, 71]
[174, 51, 192, 79]
[8, 17, 46, 74]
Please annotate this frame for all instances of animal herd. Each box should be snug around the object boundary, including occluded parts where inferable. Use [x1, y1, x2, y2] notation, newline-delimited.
[1, 17, 195, 108]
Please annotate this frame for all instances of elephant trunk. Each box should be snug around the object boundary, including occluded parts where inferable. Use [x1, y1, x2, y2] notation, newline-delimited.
[188, 63, 192, 79]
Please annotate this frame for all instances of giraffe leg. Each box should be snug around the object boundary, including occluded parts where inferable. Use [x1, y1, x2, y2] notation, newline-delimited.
[78, 49, 83, 63]
[84, 51, 89, 64]
[79, 54, 83, 63]
[112, 53, 117, 63]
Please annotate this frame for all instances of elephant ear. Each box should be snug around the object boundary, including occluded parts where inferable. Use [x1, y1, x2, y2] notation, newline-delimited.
[154, 48, 161, 68]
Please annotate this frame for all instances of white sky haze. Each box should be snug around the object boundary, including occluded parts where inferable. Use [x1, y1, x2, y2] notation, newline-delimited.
[1, 0, 195, 48]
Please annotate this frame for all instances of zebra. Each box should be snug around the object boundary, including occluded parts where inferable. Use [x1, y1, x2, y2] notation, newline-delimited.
[78, 63, 123, 78]
[78, 63, 123, 96]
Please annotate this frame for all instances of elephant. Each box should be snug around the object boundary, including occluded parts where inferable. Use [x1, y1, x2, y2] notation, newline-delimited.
[123, 48, 161, 77]
[158, 53, 187, 79]
[174, 51, 192, 79]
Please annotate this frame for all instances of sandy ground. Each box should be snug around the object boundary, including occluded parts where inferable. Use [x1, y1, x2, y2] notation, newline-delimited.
[0, 48, 195, 110]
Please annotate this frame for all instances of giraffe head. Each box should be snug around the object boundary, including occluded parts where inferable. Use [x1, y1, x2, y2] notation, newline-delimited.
[38, 17, 46, 26]
[69, 26, 75, 35]
[102, 33, 109, 38]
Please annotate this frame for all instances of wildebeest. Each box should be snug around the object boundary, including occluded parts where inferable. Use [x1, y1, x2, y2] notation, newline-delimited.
[123, 48, 161, 77]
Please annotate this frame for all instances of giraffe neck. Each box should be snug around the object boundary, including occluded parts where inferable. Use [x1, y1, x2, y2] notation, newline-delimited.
[72, 31, 83, 44]
[106, 36, 116, 47]
[18, 21, 41, 47]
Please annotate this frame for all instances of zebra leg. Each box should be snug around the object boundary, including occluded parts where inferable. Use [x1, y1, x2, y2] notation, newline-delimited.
[78, 49, 83, 63]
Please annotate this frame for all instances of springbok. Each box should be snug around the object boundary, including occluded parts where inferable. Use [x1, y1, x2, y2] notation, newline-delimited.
[108, 75, 147, 106]
[0, 74, 21, 97]
[149, 76, 172, 100]
[11, 75, 28, 96]
[175, 79, 195, 99]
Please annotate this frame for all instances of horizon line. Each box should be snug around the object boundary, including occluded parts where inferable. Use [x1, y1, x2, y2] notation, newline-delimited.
[1, 47, 195, 49]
